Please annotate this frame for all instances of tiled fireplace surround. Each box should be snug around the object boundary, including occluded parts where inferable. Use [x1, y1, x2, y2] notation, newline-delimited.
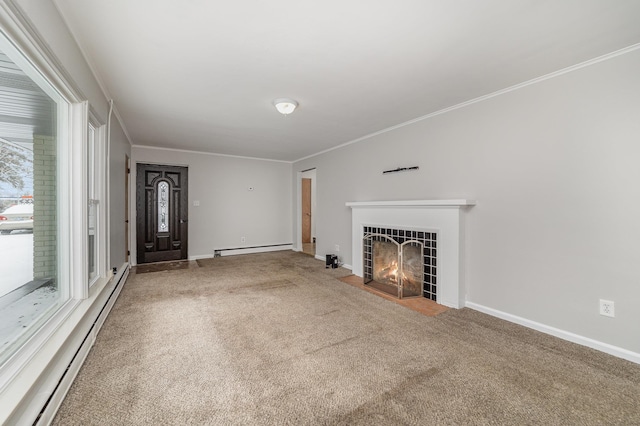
[347, 200, 475, 309]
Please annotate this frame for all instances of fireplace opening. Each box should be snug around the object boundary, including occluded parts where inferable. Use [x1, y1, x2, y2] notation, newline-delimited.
[363, 227, 437, 300]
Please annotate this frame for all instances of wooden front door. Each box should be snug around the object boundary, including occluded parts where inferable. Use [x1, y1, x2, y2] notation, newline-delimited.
[302, 178, 311, 244]
[136, 163, 188, 264]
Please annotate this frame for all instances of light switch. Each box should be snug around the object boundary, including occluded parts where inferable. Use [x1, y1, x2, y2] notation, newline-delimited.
[193, 200, 200, 206]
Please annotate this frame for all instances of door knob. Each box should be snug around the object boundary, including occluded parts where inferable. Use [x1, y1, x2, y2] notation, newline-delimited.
[180, 219, 188, 224]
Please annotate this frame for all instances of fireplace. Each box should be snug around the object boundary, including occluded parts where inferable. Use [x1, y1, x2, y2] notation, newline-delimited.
[347, 199, 475, 308]
[362, 227, 437, 300]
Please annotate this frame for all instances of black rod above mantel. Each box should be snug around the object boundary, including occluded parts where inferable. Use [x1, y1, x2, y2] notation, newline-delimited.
[383, 166, 419, 174]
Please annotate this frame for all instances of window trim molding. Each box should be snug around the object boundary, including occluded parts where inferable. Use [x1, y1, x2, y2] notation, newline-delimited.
[71, 101, 89, 299]
[87, 109, 107, 288]
[0, 40, 80, 388]
[0, 0, 85, 103]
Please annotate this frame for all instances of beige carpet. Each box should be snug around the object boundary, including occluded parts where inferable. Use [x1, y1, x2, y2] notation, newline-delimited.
[134, 260, 195, 274]
[53, 251, 640, 425]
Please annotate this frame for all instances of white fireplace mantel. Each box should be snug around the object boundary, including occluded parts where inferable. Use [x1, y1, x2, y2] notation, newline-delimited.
[346, 199, 476, 208]
[347, 199, 475, 308]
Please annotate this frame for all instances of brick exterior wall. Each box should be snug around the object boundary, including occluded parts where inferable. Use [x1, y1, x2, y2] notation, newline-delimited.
[32, 135, 57, 284]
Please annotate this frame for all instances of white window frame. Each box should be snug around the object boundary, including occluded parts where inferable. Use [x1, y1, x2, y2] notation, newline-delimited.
[0, 15, 106, 395]
[70, 101, 88, 299]
[87, 112, 106, 288]
[0, 38, 75, 388]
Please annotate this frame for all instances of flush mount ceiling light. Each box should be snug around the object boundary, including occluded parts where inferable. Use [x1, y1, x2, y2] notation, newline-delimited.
[273, 98, 298, 115]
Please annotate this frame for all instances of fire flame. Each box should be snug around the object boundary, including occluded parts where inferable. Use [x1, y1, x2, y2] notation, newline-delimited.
[380, 261, 400, 284]
[375, 260, 409, 286]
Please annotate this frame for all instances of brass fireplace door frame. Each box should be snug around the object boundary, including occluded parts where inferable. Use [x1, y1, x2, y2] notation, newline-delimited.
[363, 233, 424, 299]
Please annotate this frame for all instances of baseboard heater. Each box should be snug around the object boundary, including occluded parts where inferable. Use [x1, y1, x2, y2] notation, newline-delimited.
[33, 265, 130, 425]
[214, 243, 292, 257]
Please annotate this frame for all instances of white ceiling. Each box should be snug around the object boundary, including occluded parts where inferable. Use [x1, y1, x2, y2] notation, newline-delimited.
[53, 0, 640, 162]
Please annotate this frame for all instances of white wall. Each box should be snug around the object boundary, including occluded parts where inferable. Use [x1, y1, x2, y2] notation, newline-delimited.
[17, 0, 110, 121]
[132, 146, 292, 260]
[109, 119, 130, 268]
[292, 48, 640, 356]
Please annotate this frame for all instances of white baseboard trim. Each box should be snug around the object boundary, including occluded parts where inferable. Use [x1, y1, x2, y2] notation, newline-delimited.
[37, 331, 94, 426]
[94, 266, 129, 335]
[314, 254, 352, 272]
[36, 263, 130, 426]
[217, 244, 293, 257]
[188, 254, 214, 261]
[313, 254, 352, 271]
[190, 245, 293, 260]
[465, 302, 640, 365]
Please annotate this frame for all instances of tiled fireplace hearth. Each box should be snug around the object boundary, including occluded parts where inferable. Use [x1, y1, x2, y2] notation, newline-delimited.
[347, 200, 475, 308]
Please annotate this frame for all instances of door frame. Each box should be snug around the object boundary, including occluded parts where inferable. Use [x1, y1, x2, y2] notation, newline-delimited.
[133, 162, 189, 264]
[301, 177, 312, 244]
[296, 168, 316, 256]
[125, 154, 130, 263]
[129, 158, 136, 265]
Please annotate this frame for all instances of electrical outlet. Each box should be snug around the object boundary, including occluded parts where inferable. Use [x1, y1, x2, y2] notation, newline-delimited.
[335, 244, 340, 252]
[241, 236, 246, 243]
[599, 299, 614, 317]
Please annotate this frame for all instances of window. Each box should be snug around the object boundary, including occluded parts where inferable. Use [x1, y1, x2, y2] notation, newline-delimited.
[0, 24, 111, 371]
[87, 119, 105, 286]
[88, 124, 97, 283]
[157, 180, 170, 232]
[0, 33, 68, 364]
[0, 11, 116, 421]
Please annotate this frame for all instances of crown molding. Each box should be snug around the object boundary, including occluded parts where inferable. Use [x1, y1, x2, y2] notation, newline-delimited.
[294, 42, 640, 164]
[131, 144, 293, 164]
